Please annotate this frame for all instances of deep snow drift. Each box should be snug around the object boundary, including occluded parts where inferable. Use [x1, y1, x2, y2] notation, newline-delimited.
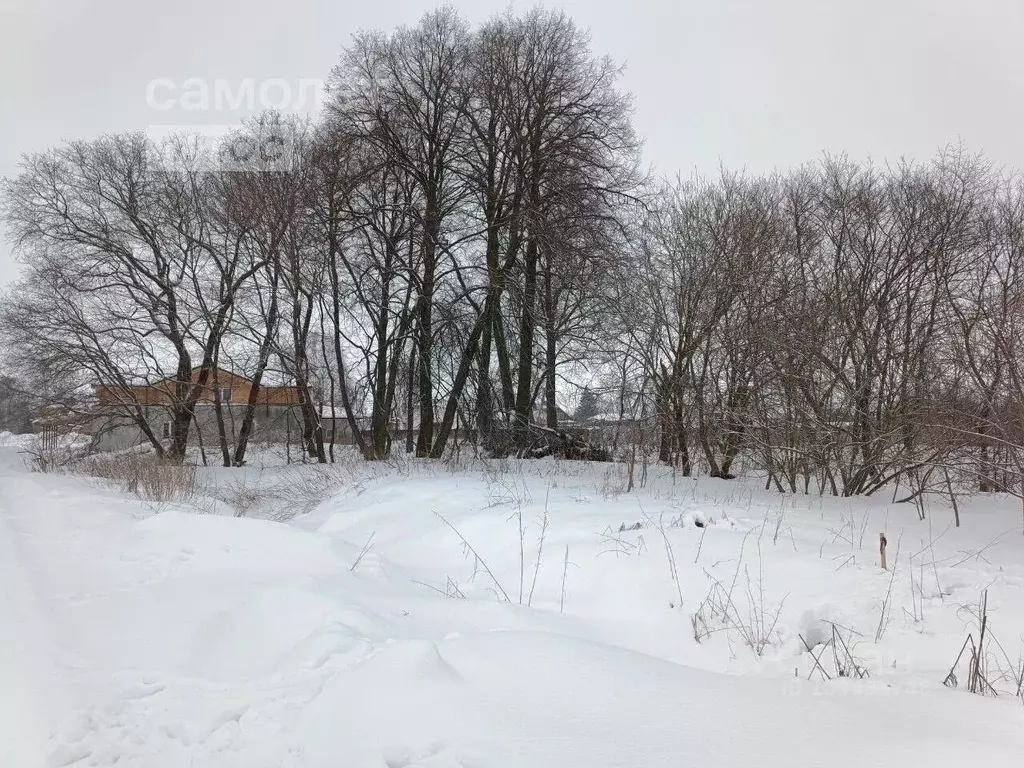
[2, 445, 1024, 767]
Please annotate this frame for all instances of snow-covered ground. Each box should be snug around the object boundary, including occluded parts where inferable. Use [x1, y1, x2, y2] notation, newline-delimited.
[2, 445, 1024, 767]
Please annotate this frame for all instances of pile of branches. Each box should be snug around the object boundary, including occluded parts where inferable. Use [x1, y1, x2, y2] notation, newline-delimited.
[486, 423, 611, 461]
[521, 424, 611, 461]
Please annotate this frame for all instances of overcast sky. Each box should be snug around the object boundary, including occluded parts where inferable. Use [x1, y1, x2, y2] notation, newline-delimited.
[2, 0, 1023, 283]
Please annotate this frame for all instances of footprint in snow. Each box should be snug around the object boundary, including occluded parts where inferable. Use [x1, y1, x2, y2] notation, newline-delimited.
[384, 741, 471, 768]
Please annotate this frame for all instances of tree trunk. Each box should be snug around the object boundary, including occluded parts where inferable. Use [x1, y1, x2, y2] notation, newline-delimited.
[513, 236, 540, 441]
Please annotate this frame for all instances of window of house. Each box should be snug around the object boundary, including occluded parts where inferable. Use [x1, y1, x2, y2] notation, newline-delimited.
[162, 421, 172, 439]
[219, 387, 232, 402]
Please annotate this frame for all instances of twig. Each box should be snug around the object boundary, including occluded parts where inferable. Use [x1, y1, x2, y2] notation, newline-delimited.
[515, 503, 525, 603]
[435, 511, 511, 603]
[349, 531, 376, 572]
[799, 633, 833, 681]
[694, 523, 708, 563]
[640, 502, 684, 607]
[874, 532, 902, 642]
[943, 633, 974, 689]
[527, 492, 550, 607]
[560, 544, 570, 613]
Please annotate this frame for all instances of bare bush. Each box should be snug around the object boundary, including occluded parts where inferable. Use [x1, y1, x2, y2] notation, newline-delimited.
[944, 590, 1024, 700]
[22, 430, 92, 473]
[254, 464, 365, 521]
[691, 575, 786, 655]
[215, 475, 273, 518]
[73, 452, 198, 504]
[691, 536, 787, 656]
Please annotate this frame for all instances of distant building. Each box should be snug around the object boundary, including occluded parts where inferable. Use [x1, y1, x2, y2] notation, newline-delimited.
[92, 366, 302, 451]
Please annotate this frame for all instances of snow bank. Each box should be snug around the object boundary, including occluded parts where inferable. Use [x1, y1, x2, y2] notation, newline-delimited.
[3, 449, 1024, 767]
[0, 430, 35, 448]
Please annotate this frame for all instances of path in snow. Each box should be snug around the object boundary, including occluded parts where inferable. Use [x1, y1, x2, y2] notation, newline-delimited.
[0, 450, 76, 767]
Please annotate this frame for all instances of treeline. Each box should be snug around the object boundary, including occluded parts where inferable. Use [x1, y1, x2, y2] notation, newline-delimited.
[0, 8, 641, 466]
[2, 7, 1023, 501]
[611, 152, 1024, 500]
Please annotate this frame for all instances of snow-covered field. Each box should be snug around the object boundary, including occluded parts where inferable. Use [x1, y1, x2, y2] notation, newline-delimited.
[3, 443, 1024, 767]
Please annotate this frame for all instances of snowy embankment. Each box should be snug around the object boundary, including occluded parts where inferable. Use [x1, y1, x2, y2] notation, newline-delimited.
[2, 447, 1024, 767]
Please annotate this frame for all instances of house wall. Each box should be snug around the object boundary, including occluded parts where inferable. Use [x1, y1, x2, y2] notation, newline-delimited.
[320, 416, 373, 445]
[93, 404, 302, 454]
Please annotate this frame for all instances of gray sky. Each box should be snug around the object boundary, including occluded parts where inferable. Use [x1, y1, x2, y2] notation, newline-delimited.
[3, 0, 1023, 284]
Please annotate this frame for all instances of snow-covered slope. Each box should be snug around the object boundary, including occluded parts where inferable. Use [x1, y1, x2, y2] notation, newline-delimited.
[2, 448, 1023, 767]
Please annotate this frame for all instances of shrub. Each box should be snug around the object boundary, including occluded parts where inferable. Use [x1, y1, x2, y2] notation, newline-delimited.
[73, 452, 198, 504]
